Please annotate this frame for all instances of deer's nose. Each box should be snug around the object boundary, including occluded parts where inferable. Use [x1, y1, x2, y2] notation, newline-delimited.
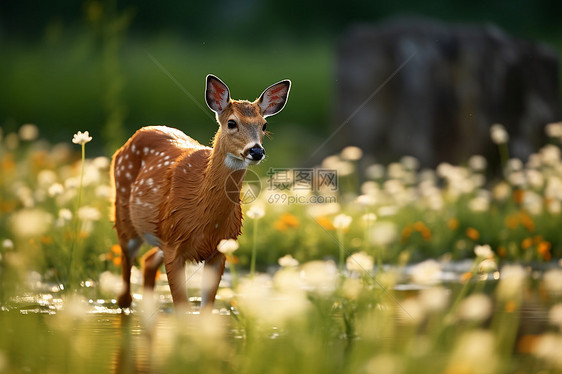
[248, 145, 265, 161]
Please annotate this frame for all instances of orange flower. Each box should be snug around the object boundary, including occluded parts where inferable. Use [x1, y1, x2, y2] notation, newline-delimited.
[448, 218, 459, 230]
[274, 213, 300, 231]
[521, 237, 533, 250]
[497, 246, 507, 258]
[505, 214, 519, 230]
[273, 220, 288, 231]
[460, 272, 473, 283]
[113, 256, 122, 266]
[516, 335, 540, 354]
[505, 300, 518, 313]
[226, 254, 239, 264]
[281, 213, 300, 228]
[1, 153, 15, 172]
[111, 244, 122, 255]
[401, 225, 413, 242]
[465, 227, 480, 241]
[513, 189, 524, 204]
[40, 236, 52, 245]
[316, 216, 335, 231]
[519, 212, 535, 232]
[537, 241, 552, 261]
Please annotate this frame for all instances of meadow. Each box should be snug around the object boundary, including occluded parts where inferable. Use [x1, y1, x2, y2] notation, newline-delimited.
[1, 122, 562, 373]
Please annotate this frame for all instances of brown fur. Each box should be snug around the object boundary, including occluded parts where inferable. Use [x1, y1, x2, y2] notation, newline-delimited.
[110, 75, 290, 312]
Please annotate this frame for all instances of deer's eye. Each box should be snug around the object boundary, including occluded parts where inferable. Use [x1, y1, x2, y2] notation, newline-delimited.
[227, 120, 237, 129]
[262, 123, 267, 131]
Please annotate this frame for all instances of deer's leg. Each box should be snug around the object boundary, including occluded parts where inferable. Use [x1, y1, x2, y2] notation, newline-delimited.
[201, 252, 226, 312]
[117, 237, 143, 308]
[141, 247, 164, 291]
[163, 251, 188, 311]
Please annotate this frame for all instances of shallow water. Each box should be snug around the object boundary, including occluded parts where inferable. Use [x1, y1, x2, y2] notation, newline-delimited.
[1, 261, 557, 373]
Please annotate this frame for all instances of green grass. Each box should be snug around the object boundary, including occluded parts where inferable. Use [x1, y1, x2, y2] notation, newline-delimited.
[2, 124, 562, 373]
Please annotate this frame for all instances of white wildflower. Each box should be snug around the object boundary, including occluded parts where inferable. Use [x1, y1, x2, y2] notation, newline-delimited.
[369, 221, 398, 246]
[492, 182, 511, 201]
[346, 251, 374, 273]
[540, 144, 560, 165]
[18, 123, 39, 141]
[246, 204, 265, 219]
[10, 209, 53, 237]
[474, 244, 494, 259]
[356, 194, 376, 206]
[543, 269, 562, 295]
[72, 131, 92, 145]
[48, 183, 64, 197]
[278, 254, 299, 268]
[366, 164, 385, 179]
[548, 303, 562, 330]
[400, 155, 420, 170]
[2, 239, 14, 250]
[362, 213, 377, 224]
[333, 214, 352, 230]
[533, 334, 562, 368]
[468, 196, 489, 212]
[418, 287, 450, 312]
[478, 259, 498, 273]
[496, 265, 527, 300]
[58, 209, 73, 221]
[340, 146, 363, 161]
[468, 155, 487, 171]
[546, 122, 562, 138]
[300, 260, 338, 295]
[410, 259, 442, 285]
[78, 206, 101, 221]
[217, 239, 239, 255]
[458, 294, 492, 322]
[490, 124, 509, 144]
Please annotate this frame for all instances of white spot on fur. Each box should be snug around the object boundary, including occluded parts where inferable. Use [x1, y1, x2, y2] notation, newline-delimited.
[120, 187, 126, 193]
[139, 179, 144, 185]
[132, 144, 136, 152]
[126, 172, 132, 180]
[152, 187, 159, 193]
[143, 147, 149, 155]
[128, 163, 133, 169]
[125, 154, 129, 160]
[215, 223, 218, 229]
[150, 149, 155, 154]
[164, 161, 170, 166]
[141, 160, 146, 168]
[188, 163, 192, 167]
[164, 155, 170, 160]
[157, 163, 162, 168]
[147, 178, 154, 187]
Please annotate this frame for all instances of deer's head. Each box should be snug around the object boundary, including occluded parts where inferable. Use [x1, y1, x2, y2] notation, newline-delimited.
[205, 74, 291, 170]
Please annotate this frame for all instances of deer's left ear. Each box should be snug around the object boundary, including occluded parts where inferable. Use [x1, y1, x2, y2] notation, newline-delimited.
[257, 80, 291, 118]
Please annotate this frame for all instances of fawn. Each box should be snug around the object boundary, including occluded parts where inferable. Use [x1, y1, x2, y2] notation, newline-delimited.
[111, 74, 290, 311]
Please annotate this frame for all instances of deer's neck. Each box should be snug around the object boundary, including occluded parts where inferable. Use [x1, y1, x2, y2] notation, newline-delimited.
[199, 135, 246, 216]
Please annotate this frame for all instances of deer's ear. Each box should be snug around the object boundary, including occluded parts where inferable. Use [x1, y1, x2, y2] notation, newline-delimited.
[205, 74, 231, 114]
[257, 80, 291, 118]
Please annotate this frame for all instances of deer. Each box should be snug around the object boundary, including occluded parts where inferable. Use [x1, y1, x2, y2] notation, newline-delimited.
[110, 74, 290, 313]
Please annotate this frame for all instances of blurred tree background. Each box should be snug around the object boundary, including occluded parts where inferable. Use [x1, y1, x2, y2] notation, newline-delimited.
[1, 0, 561, 165]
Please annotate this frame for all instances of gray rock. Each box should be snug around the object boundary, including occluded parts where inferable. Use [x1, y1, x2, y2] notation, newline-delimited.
[335, 18, 561, 169]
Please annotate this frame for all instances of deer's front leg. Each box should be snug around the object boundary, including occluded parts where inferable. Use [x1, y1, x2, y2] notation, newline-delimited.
[163, 251, 188, 311]
[201, 252, 226, 312]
